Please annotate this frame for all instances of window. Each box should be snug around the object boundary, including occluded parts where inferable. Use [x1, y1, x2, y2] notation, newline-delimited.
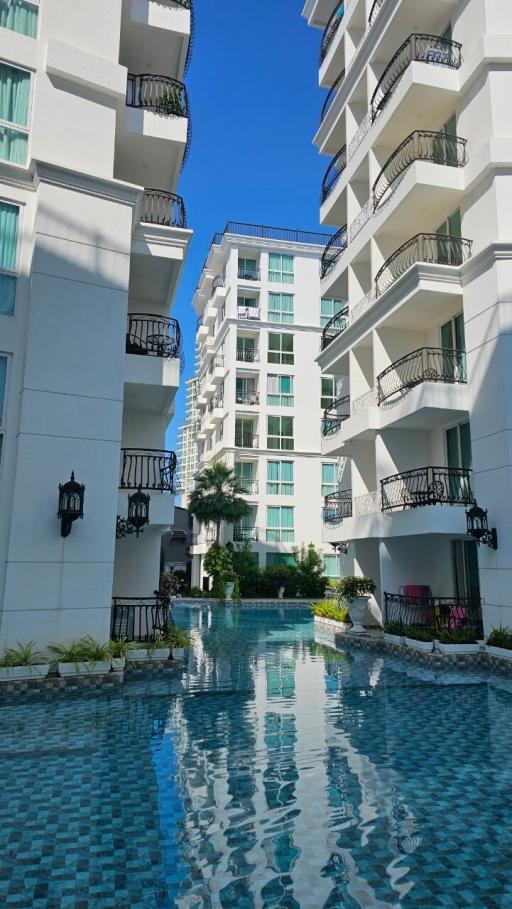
[321, 298, 343, 327]
[267, 461, 294, 495]
[0, 202, 19, 315]
[0, 1, 38, 38]
[235, 461, 254, 493]
[266, 552, 296, 567]
[234, 508, 256, 542]
[441, 313, 466, 380]
[0, 62, 30, 165]
[446, 421, 472, 470]
[269, 253, 294, 284]
[436, 208, 463, 264]
[321, 377, 338, 410]
[237, 336, 256, 362]
[268, 332, 294, 365]
[267, 374, 294, 407]
[268, 293, 294, 324]
[236, 376, 257, 403]
[235, 417, 256, 447]
[267, 416, 294, 450]
[322, 463, 337, 497]
[0, 355, 5, 464]
[323, 554, 341, 578]
[267, 506, 294, 543]
[237, 296, 258, 309]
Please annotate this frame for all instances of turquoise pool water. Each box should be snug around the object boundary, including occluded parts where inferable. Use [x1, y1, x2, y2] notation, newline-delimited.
[1, 605, 512, 908]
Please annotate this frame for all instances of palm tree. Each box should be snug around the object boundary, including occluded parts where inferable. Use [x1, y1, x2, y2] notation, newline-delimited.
[188, 461, 251, 544]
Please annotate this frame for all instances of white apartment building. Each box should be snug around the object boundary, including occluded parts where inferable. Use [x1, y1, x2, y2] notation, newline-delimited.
[177, 375, 199, 505]
[0, 0, 192, 648]
[190, 222, 353, 588]
[304, 0, 511, 632]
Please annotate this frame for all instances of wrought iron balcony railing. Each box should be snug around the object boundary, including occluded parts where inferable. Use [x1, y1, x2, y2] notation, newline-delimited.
[323, 489, 352, 524]
[320, 70, 345, 123]
[235, 434, 258, 449]
[384, 592, 483, 637]
[208, 355, 225, 374]
[322, 395, 350, 436]
[377, 347, 467, 404]
[238, 264, 261, 281]
[368, 0, 385, 27]
[375, 233, 472, 297]
[212, 274, 225, 292]
[320, 226, 348, 279]
[321, 306, 349, 350]
[208, 396, 224, 412]
[371, 34, 462, 122]
[141, 190, 187, 228]
[321, 146, 347, 203]
[120, 449, 177, 492]
[236, 393, 260, 406]
[380, 465, 474, 511]
[126, 314, 181, 359]
[373, 130, 467, 209]
[111, 595, 172, 643]
[233, 527, 259, 542]
[320, 3, 345, 64]
[236, 348, 260, 363]
[126, 74, 188, 117]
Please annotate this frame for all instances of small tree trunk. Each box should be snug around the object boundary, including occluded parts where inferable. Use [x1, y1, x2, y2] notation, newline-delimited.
[216, 519, 221, 544]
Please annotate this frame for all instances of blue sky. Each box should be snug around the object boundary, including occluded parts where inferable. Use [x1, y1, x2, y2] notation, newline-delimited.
[167, 0, 327, 451]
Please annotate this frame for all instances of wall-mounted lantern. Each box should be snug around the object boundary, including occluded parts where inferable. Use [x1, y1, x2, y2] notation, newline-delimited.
[466, 503, 498, 550]
[331, 541, 348, 555]
[116, 487, 150, 540]
[58, 472, 85, 537]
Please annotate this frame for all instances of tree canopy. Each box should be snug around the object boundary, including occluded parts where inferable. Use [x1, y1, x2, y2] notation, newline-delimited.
[188, 461, 251, 542]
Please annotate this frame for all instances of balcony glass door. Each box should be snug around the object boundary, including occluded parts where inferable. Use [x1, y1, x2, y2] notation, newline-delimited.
[437, 209, 462, 264]
[236, 377, 257, 403]
[235, 418, 254, 447]
[451, 540, 480, 601]
[446, 421, 472, 500]
[441, 312, 466, 380]
[235, 461, 253, 493]
[237, 337, 255, 362]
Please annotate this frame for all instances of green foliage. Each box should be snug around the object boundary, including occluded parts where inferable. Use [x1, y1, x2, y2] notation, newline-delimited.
[108, 638, 137, 658]
[158, 85, 185, 117]
[232, 577, 241, 602]
[158, 572, 182, 599]
[337, 576, 376, 599]
[49, 638, 93, 665]
[261, 564, 299, 597]
[1, 641, 45, 667]
[232, 543, 262, 597]
[405, 626, 435, 642]
[383, 621, 405, 636]
[312, 600, 351, 623]
[189, 586, 205, 598]
[79, 636, 111, 661]
[188, 462, 251, 542]
[147, 635, 169, 658]
[437, 627, 478, 644]
[212, 576, 226, 600]
[204, 544, 233, 598]
[293, 543, 328, 598]
[487, 626, 512, 649]
[166, 627, 190, 649]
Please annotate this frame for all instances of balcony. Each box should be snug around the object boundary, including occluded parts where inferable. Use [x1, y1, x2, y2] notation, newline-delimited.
[375, 233, 472, 297]
[120, 449, 177, 491]
[124, 316, 181, 412]
[192, 528, 217, 546]
[233, 527, 259, 543]
[380, 466, 474, 512]
[321, 146, 347, 204]
[373, 131, 467, 211]
[323, 489, 352, 524]
[322, 394, 350, 436]
[208, 355, 225, 382]
[237, 307, 260, 321]
[238, 480, 259, 495]
[141, 189, 186, 228]
[236, 348, 260, 364]
[320, 306, 349, 350]
[126, 314, 181, 361]
[236, 393, 260, 406]
[320, 3, 344, 65]
[127, 73, 188, 117]
[377, 347, 467, 405]
[208, 396, 224, 416]
[111, 596, 170, 643]
[235, 434, 258, 449]
[384, 592, 483, 638]
[120, 0, 192, 84]
[211, 274, 226, 306]
[320, 70, 345, 124]
[320, 226, 348, 279]
[238, 264, 261, 282]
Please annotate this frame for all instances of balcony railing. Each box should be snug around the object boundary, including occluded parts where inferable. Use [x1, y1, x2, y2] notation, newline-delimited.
[380, 466, 474, 511]
[238, 264, 261, 281]
[373, 131, 468, 209]
[237, 307, 260, 320]
[236, 348, 259, 363]
[384, 592, 483, 637]
[377, 347, 467, 404]
[209, 355, 225, 374]
[111, 595, 172, 643]
[233, 527, 259, 543]
[208, 396, 224, 412]
[323, 489, 352, 524]
[320, 3, 345, 64]
[320, 70, 345, 123]
[322, 395, 350, 436]
[368, 0, 385, 27]
[321, 306, 349, 350]
[141, 190, 187, 228]
[120, 449, 177, 492]
[320, 226, 348, 279]
[236, 393, 260, 406]
[321, 146, 347, 203]
[126, 314, 181, 359]
[371, 34, 462, 122]
[212, 274, 225, 292]
[238, 480, 258, 495]
[375, 233, 472, 297]
[192, 528, 217, 545]
[126, 74, 188, 117]
[235, 434, 258, 449]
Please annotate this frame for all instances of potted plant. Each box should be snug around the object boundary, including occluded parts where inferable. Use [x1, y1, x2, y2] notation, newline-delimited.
[157, 85, 185, 117]
[404, 626, 435, 652]
[437, 628, 480, 655]
[147, 634, 171, 661]
[312, 600, 351, 627]
[383, 621, 405, 645]
[108, 638, 136, 671]
[486, 627, 512, 660]
[337, 576, 376, 633]
[0, 641, 50, 682]
[49, 637, 111, 676]
[167, 627, 190, 660]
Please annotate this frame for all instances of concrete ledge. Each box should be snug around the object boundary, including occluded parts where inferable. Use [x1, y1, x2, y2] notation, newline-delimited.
[177, 598, 315, 609]
[0, 659, 183, 698]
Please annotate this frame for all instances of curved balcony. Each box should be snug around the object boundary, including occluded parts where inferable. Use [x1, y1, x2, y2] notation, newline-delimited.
[380, 466, 473, 512]
[322, 395, 350, 436]
[375, 233, 472, 297]
[320, 3, 345, 64]
[373, 131, 467, 210]
[321, 146, 347, 203]
[141, 189, 187, 228]
[371, 34, 462, 122]
[238, 264, 261, 281]
[368, 0, 385, 27]
[126, 74, 188, 117]
[320, 69, 345, 123]
[120, 449, 177, 492]
[323, 489, 352, 524]
[126, 314, 181, 359]
[320, 226, 348, 279]
[384, 592, 483, 637]
[321, 306, 349, 350]
[377, 347, 467, 405]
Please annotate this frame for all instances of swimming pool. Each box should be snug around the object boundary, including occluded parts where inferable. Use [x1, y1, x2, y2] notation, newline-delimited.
[1, 605, 511, 908]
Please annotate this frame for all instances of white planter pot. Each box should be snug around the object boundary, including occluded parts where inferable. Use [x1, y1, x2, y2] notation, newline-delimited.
[147, 648, 171, 661]
[278, 586, 285, 599]
[346, 596, 370, 634]
[405, 638, 433, 652]
[225, 582, 235, 600]
[111, 657, 125, 671]
[0, 663, 50, 682]
[384, 633, 404, 646]
[172, 647, 185, 660]
[437, 642, 480, 655]
[487, 645, 512, 661]
[131, 649, 150, 662]
[58, 660, 111, 677]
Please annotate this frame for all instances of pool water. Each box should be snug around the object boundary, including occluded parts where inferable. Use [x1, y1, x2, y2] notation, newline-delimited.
[1, 605, 512, 908]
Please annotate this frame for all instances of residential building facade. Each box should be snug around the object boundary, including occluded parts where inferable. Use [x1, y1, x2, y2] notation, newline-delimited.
[304, 0, 510, 631]
[0, 0, 192, 648]
[177, 376, 199, 505]
[190, 222, 352, 588]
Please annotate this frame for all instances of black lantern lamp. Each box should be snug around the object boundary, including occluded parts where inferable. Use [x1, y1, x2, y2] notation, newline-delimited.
[466, 503, 498, 550]
[116, 487, 150, 539]
[58, 472, 85, 537]
[331, 541, 348, 555]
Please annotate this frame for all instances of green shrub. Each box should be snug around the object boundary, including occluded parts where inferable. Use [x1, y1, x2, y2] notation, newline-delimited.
[108, 639, 137, 658]
[313, 600, 351, 623]
[337, 576, 376, 598]
[189, 586, 205, 598]
[487, 626, 512, 649]
[405, 626, 434, 642]
[232, 543, 262, 596]
[1, 641, 46, 667]
[438, 627, 478, 644]
[383, 621, 405, 636]
[261, 564, 299, 597]
[166, 627, 190, 649]
[293, 544, 327, 598]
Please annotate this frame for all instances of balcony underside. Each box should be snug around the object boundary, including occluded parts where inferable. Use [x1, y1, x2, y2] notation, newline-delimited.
[130, 224, 191, 304]
[124, 354, 179, 414]
[120, 0, 190, 80]
[115, 109, 187, 192]
[323, 503, 468, 543]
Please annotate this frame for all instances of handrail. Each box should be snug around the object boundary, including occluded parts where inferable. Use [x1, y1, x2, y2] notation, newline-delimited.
[321, 146, 347, 203]
[375, 233, 472, 297]
[236, 393, 260, 405]
[126, 74, 188, 117]
[236, 348, 260, 363]
[142, 189, 187, 228]
[235, 434, 258, 448]
[381, 465, 474, 511]
[321, 306, 349, 350]
[320, 3, 345, 64]
[384, 592, 483, 637]
[321, 70, 345, 123]
[214, 222, 332, 247]
[111, 595, 172, 643]
[238, 264, 261, 281]
[371, 34, 462, 122]
[323, 489, 352, 523]
[368, 0, 385, 27]
[322, 395, 350, 436]
[120, 449, 177, 492]
[212, 274, 225, 291]
[373, 131, 467, 209]
[233, 527, 259, 542]
[126, 314, 181, 359]
[377, 347, 467, 404]
[320, 226, 348, 279]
